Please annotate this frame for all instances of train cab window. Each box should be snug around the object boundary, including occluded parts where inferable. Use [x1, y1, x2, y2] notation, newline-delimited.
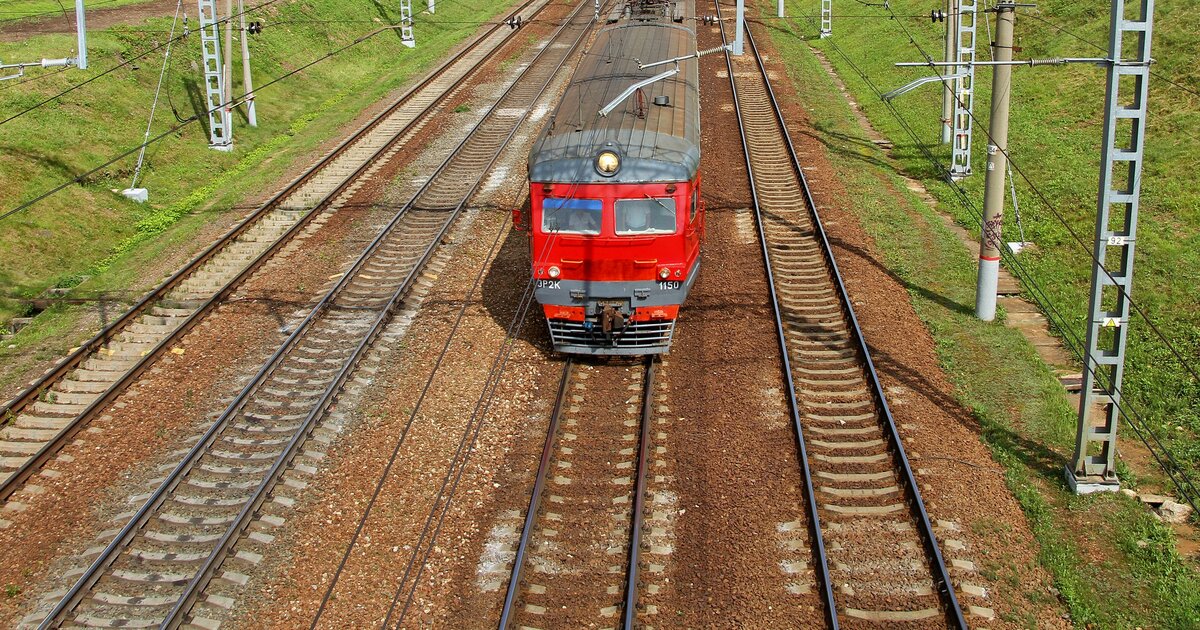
[542, 197, 602, 235]
[615, 198, 676, 235]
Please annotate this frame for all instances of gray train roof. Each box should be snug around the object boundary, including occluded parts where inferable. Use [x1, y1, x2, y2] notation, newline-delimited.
[529, 19, 700, 184]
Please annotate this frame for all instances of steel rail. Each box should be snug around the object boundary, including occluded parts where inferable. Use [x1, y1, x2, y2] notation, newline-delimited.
[497, 359, 573, 630]
[165, 4, 604, 624]
[622, 356, 656, 630]
[0, 0, 543, 503]
[714, 4, 838, 627]
[726, 6, 968, 627]
[38, 10, 567, 624]
[499, 357, 654, 629]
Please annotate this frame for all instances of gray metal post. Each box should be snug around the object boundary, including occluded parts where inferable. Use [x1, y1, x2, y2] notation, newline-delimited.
[940, 0, 957, 144]
[975, 2, 1015, 321]
[223, 0, 233, 127]
[734, 0, 745, 55]
[820, 0, 832, 37]
[238, 0, 256, 127]
[1067, 0, 1155, 493]
[74, 0, 87, 69]
[949, 0, 977, 179]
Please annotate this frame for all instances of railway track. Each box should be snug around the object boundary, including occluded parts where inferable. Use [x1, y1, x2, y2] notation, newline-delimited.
[29, 3, 598, 627]
[0, 0, 551, 504]
[719, 5, 967, 628]
[499, 357, 656, 630]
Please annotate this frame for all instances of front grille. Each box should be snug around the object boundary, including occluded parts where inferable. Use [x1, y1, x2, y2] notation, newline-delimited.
[547, 319, 675, 355]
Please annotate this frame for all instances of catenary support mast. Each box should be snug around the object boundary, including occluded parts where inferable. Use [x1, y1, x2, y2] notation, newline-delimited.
[238, 0, 257, 126]
[974, 2, 1015, 320]
[197, 0, 232, 149]
[940, 0, 957, 144]
[949, 0, 976, 179]
[1068, 0, 1156, 493]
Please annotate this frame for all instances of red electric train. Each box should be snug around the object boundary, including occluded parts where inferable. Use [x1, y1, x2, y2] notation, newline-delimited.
[522, 3, 703, 355]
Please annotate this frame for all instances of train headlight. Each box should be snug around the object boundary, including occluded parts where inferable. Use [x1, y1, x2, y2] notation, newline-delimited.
[658, 267, 670, 280]
[596, 150, 620, 176]
[548, 265, 561, 279]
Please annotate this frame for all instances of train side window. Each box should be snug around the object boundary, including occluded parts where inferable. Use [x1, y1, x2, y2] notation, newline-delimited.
[690, 189, 698, 223]
[616, 198, 676, 235]
[542, 198, 602, 235]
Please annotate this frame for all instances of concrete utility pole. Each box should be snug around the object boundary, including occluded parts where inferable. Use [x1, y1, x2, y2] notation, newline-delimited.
[974, 1, 1015, 321]
[238, 0, 256, 126]
[428, 0, 434, 13]
[941, 0, 958, 144]
[778, 0, 784, 18]
[733, 0, 745, 55]
[1068, 0, 1156, 494]
[223, 0, 233, 123]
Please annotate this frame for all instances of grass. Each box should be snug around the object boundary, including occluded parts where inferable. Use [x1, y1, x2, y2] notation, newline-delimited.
[0, 0, 150, 24]
[786, 0, 1200, 483]
[760, 1, 1200, 625]
[0, 0, 515, 387]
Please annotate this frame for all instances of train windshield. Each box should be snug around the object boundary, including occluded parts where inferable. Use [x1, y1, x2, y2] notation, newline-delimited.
[542, 197, 602, 235]
[616, 198, 676, 235]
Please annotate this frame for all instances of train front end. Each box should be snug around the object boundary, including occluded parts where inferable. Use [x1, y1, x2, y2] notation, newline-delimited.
[524, 18, 701, 355]
[528, 153, 701, 355]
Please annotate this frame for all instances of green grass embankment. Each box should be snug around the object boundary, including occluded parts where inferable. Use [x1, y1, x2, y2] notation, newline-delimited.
[761, 0, 1199, 626]
[791, 0, 1200, 479]
[0, 0, 514, 386]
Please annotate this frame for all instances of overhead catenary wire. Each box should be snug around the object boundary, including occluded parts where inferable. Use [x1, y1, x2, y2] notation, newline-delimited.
[309, 7, 608, 625]
[0, 21, 413, 224]
[0, 0, 284, 128]
[788, 13, 1198, 510]
[871, 2, 1200, 392]
[1021, 9, 1200, 100]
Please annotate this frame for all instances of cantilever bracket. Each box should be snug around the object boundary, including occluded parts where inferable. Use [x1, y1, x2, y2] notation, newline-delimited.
[882, 72, 966, 101]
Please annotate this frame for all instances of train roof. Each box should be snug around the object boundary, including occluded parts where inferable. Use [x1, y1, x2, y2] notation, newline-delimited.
[528, 16, 700, 184]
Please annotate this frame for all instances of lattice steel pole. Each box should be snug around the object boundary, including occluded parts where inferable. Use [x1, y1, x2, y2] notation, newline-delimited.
[820, 0, 832, 37]
[197, 0, 232, 150]
[400, 0, 415, 48]
[1068, 0, 1155, 493]
[949, 0, 976, 180]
